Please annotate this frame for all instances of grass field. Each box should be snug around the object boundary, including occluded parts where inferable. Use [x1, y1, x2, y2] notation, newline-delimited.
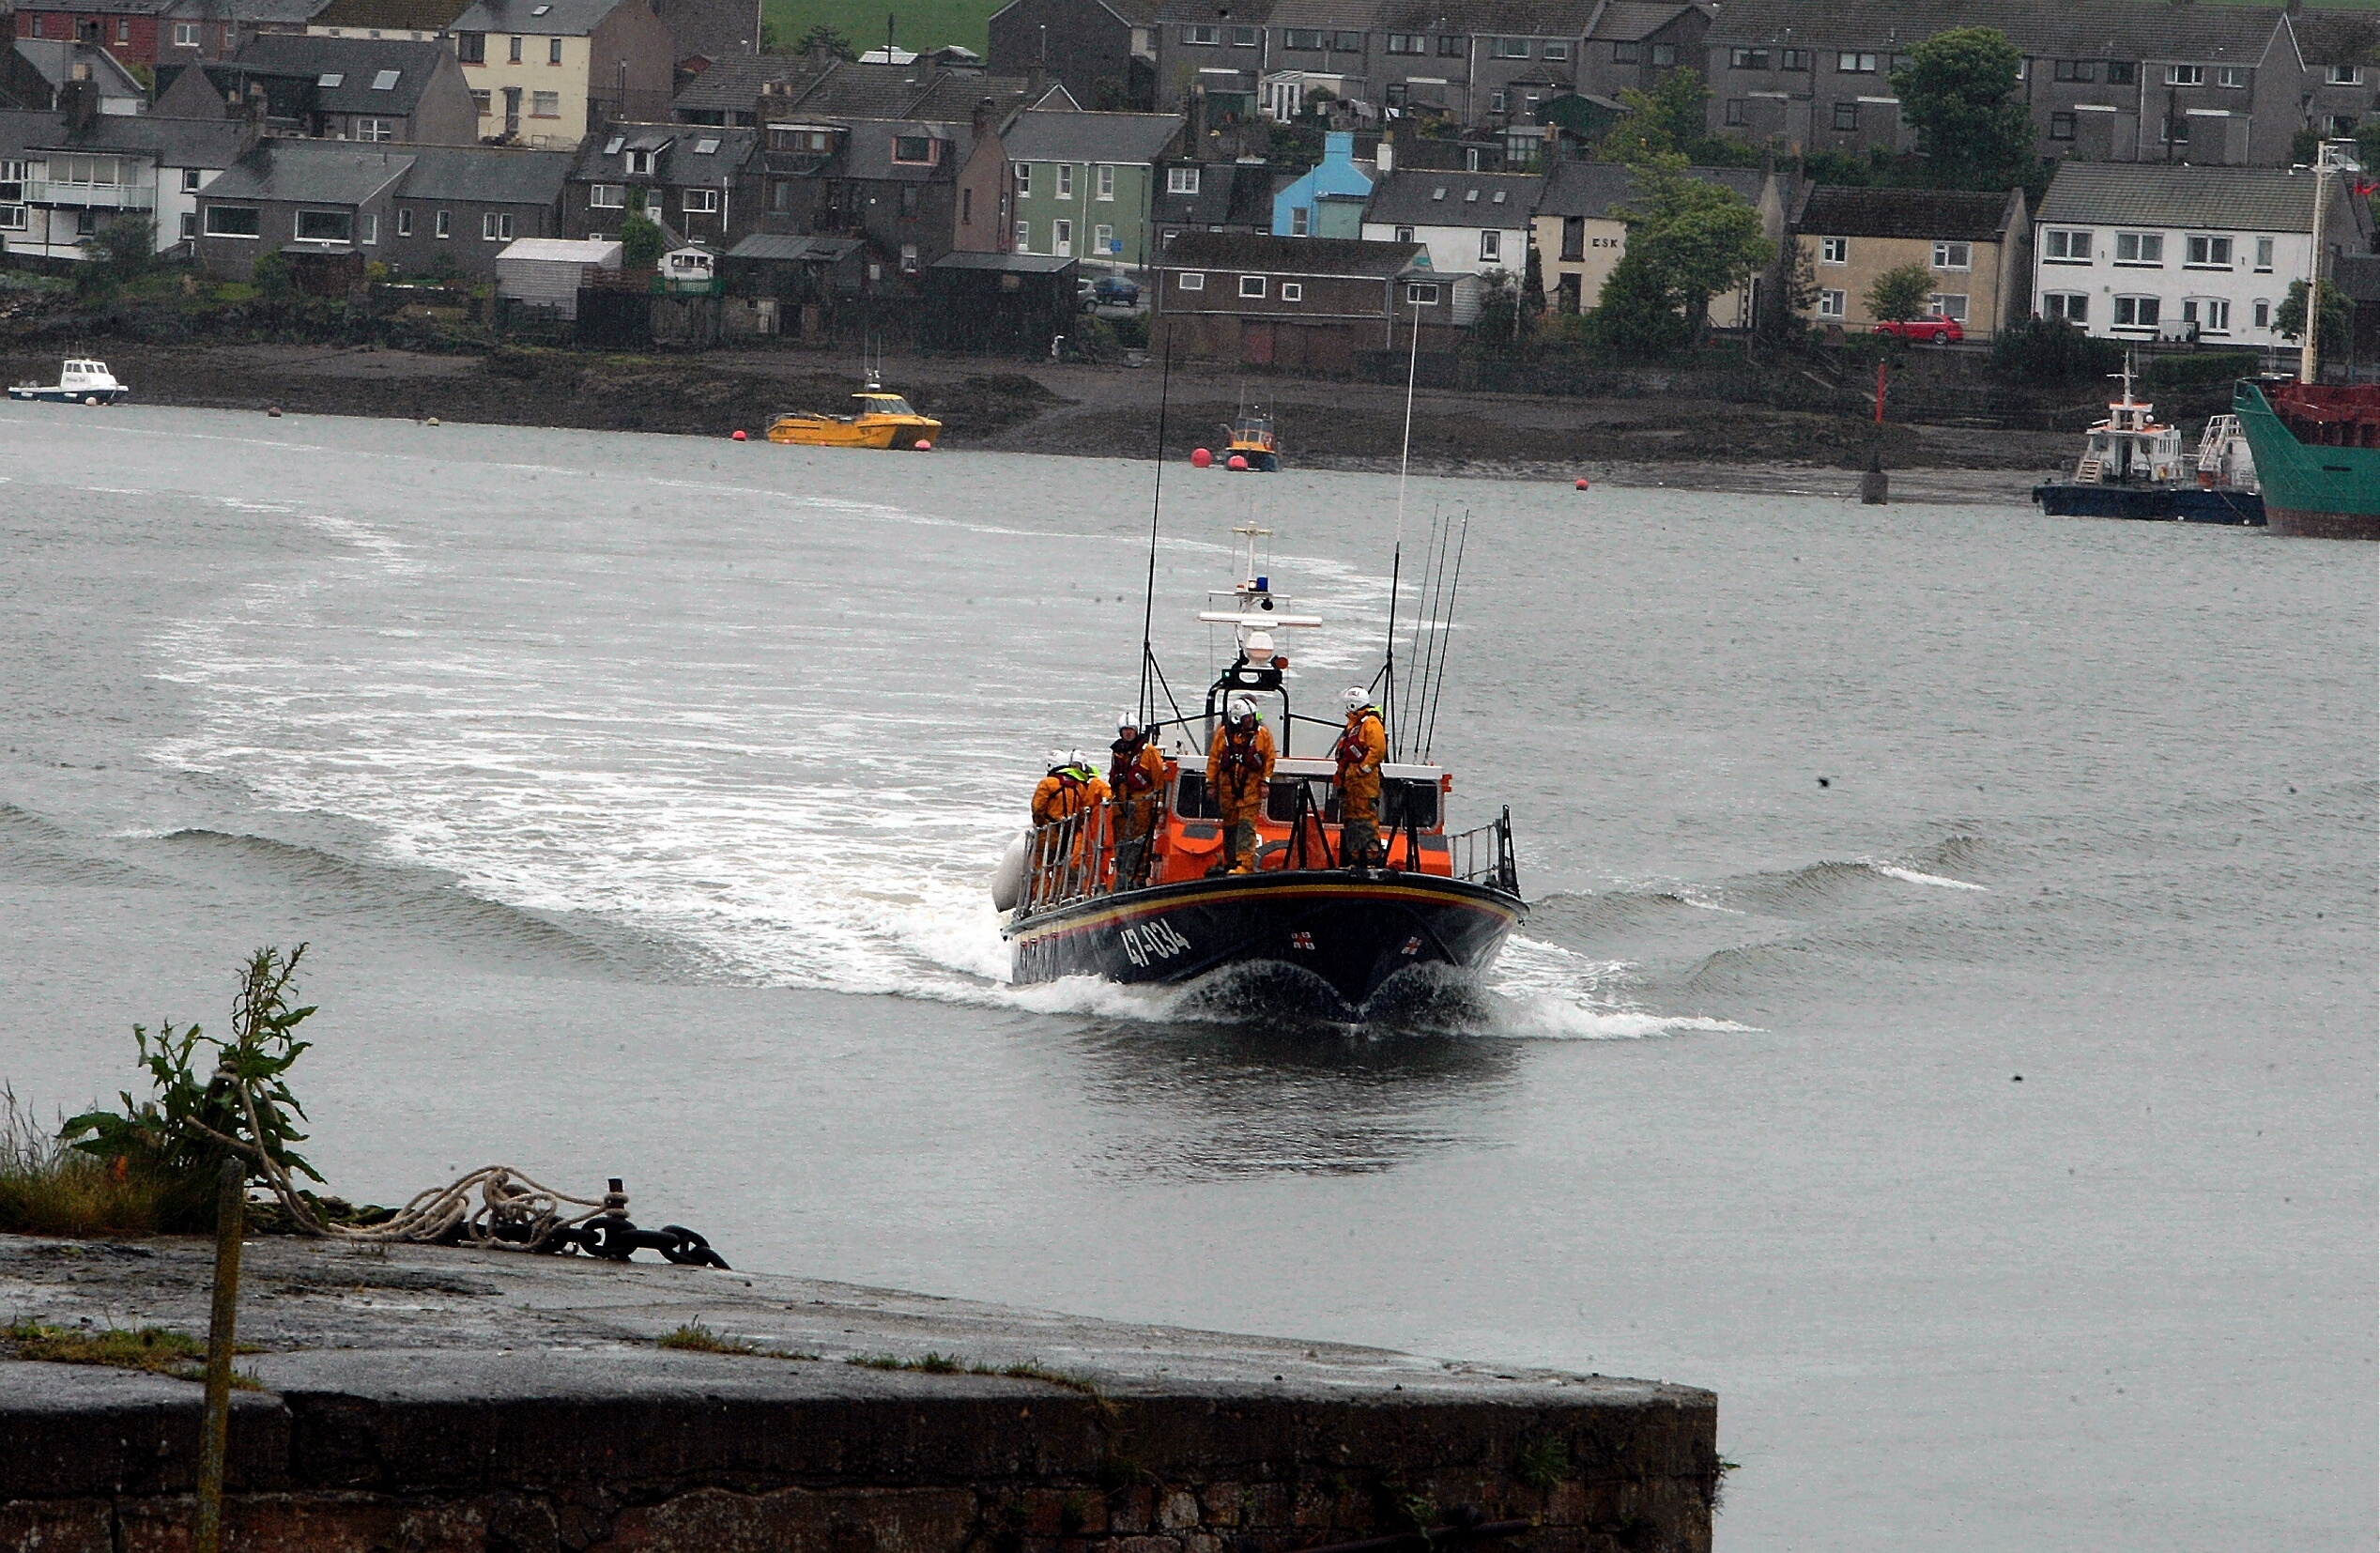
[755, 0, 2377, 69]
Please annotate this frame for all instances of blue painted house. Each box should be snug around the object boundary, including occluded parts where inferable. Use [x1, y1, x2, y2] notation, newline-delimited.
[1271, 131, 1374, 239]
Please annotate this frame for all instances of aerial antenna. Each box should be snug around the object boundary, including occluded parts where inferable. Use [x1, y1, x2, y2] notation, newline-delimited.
[1382, 295, 1422, 756]
[1420, 514, 1468, 761]
[1138, 328, 1173, 728]
[1409, 507, 1453, 754]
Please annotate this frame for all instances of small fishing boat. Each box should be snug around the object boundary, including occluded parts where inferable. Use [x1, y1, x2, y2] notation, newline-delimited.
[766, 380, 942, 449]
[9, 358, 128, 406]
[2030, 359, 2263, 525]
[994, 523, 1523, 1011]
[1221, 407, 1280, 471]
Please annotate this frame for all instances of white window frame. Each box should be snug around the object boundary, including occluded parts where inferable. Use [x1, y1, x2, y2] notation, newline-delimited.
[682, 188, 719, 213]
[1281, 282, 1301, 301]
[482, 211, 513, 240]
[2253, 237, 2273, 272]
[1479, 228, 1500, 263]
[435, 209, 451, 238]
[1288, 205, 1309, 237]
[2041, 292, 2086, 324]
[2164, 65, 2203, 85]
[2181, 297, 2231, 332]
[1015, 162, 1033, 195]
[2113, 231, 2163, 267]
[294, 208, 352, 243]
[1184, 23, 1220, 44]
[0, 204, 27, 231]
[2253, 298, 2270, 330]
[1926, 292, 1966, 320]
[1931, 240, 1970, 269]
[1056, 164, 1073, 198]
[2184, 234, 2232, 269]
[356, 117, 393, 142]
[1096, 164, 1114, 200]
[360, 212, 377, 245]
[1015, 221, 1030, 251]
[1820, 236, 1847, 264]
[2327, 64, 2364, 85]
[1051, 217, 1072, 254]
[1093, 223, 1113, 254]
[1238, 273, 1266, 298]
[2112, 295, 2160, 329]
[2216, 66, 2247, 88]
[530, 90, 559, 117]
[589, 183, 624, 208]
[1167, 165, 1199, 195]
[173, 21, 199, 45]
[396, 206, 413, 237]
[1176, 270, 1205, 290]
[1818, 288, 1846, 318]
[1405, 282, 1439, 305]
[181, 166, 203, 192]
[1837, 51, 1878, 73]
[2044, 228, 2092, 263]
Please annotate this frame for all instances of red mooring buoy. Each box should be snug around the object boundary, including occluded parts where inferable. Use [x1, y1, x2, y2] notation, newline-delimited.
[914, 438, 933, 451]
[731, 428, 747, 440]
[1190, 447, 1213, 468]
[1574, 478, 1589, 490]
[1227, 454, 1249, 470]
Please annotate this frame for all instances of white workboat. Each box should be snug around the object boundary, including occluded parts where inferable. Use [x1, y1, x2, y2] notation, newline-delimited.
[9, 358, 128, 405]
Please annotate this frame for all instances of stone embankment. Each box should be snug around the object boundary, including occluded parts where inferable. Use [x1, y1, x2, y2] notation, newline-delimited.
[0, 1237, 1719, 1553]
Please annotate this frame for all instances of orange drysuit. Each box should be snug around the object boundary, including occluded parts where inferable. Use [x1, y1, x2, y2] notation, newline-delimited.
[1205, 718, 1275, 874]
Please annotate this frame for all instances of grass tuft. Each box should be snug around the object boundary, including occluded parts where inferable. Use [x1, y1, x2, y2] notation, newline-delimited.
[4, 1318, 264, 1388]
[658, 1321, 821, 1360]
[847, 1351, 1106, 1400]
[0, 1085, 175, 1238]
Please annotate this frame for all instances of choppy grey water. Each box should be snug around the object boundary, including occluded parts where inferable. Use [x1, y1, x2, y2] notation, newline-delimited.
[2, 401, 2373, 1548]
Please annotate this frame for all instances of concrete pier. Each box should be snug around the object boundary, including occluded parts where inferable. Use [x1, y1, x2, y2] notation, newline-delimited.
[0, 1237, 1718, 1553]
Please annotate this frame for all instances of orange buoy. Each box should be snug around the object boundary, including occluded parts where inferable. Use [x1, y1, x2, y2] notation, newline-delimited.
[731, 428, 747, 440]
[1574, 478, 1589, 489]
[914, 438, 933, 451]
[1190, 447, 1213, 468]
[1227, 454, 1249, 470]
[267, 407, 282, 417]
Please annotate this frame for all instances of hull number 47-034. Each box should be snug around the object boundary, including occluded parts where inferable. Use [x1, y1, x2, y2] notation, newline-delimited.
[1118, 920, 1192, 967]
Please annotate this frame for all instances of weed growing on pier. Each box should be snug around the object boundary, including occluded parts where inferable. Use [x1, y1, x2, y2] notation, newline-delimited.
[3, 1317, 262, 1387]
[0, 1086, 175, 1238]
[658, 1320, 820, 1360]
[848, 1352, 1105, 1398]
[1516, 1434, 1570, 1491]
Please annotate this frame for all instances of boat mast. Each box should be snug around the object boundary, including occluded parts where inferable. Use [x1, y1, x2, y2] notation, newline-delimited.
[2301, 141, 2337, 385]
[1139, 331, 1173, 728]
[1383, 291, 1422, 757]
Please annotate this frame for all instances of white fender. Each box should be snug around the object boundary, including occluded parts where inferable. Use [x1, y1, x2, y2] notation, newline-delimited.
[990, 831, 1028, 912]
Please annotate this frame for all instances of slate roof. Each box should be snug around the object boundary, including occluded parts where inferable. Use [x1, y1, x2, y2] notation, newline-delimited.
[1157, 230, 1424, 276]
[1792, 185, 2018, 241]
[397, 144, 571, 203]
[307, 0, 473, 33]
[1362, 168, 1543, 227]
[13, 0, 327, 14]
[838, 119, 970, 181]
[1705, 0, 2286, 62]
[569, 120, 758, 185]
[32, 113, 253, 166]
[1002, 108, 1181, 163]
[2292, 10, 2380, 67]
[726, 232, 860, 259]
[680, 55, 1049, 121]
[670, 52, 833, 113]
[0, 110, 70, 159]
[1152, 159, 1282, 227]
[230, 35, 449, 113]
[1586, 2, 1696, 41]
[12, 39, 146, 98]
[202, 139, 414, 202]
[448, 0, 626, 36]
[930, 249, 1076, 271]
[1533, 160, 1763, 219]
[2034, 161, 2328, 231]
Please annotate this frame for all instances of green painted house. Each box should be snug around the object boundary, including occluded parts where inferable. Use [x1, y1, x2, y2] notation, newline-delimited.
[1003, 109, 1183, 269]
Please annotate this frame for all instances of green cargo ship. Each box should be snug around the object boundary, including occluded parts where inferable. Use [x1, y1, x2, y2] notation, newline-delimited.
[2232, 380, 2380, 541]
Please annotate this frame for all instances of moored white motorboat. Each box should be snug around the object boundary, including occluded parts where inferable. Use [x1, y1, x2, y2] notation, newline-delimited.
[9, 358, 128, 405]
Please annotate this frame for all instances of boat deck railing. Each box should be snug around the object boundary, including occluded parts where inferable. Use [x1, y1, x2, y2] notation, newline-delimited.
[1020, 795, 1175, 915]
[1447, 808, 1521, 895]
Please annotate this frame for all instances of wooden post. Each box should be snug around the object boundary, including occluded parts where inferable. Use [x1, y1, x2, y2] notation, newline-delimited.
[1874, 359, 1887, 423]
[193, 1155, 245, 1553]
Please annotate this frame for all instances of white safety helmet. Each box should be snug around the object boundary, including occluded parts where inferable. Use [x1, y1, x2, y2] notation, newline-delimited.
[1047, 747, 1073, 772]
[1117, 709, 1143, 735]
[1343, 685, 1372, 713]
[1227, 695, 1258, 724]
[1069, 748, 1098, 772]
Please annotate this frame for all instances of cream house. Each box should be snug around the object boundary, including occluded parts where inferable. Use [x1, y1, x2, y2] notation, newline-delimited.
[445, 0, 670, 147]
[1790, 185, 2030, 339]
[1531, 161, 1787, 328]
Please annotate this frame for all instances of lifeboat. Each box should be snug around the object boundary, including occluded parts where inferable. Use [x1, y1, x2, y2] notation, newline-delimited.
[996, 525, 1523, 1010]
[766, 383, 941, 449]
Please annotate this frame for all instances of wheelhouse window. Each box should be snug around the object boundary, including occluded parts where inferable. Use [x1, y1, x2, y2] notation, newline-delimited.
[2254, 237, 2273, 272]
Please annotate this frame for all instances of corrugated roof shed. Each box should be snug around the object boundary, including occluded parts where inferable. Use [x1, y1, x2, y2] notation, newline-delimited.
[1793, 185, 2018, 241]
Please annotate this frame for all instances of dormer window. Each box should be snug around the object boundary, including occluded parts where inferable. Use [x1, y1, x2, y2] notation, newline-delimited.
[894, 134, 934, 162]
[627, 148, 655, 174]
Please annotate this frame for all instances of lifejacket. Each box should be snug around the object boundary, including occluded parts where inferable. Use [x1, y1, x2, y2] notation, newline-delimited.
[1334, 708, 1385, 777]
[1215, 721, 1265, 793]
[1110, 736, 1161, 798]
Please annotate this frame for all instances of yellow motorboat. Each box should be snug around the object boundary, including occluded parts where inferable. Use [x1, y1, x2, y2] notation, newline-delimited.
[766, 389, 943, 449]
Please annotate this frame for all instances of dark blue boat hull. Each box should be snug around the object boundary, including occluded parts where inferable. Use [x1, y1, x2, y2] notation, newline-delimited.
[2032, 483, 2265, 525]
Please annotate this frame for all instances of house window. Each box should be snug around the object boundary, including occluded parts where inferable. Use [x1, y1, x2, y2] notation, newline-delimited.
[482, 211, 513, 240]
[1322, 29, 1356, 51]
[2328, 64, 2364, 85]
[1056, 164, 1073, 198]
[590, 184, 624, 208]
[1927, 293, 1967, 320]
[530, 91, 558, 116]
[1283, 28, 1322, 49]
[1238, 274, 1266, 298]
[1820, 236, 1847, 264]
[397, 207, 413, 236]
[1730, 48, 1770, 70]
[1932, 241, 1971, 269]
[1229, 24, 1257, 45]
[181, 167, 203, 192]
[2217, 65, 2247, 87]
[2254, 237, 2273, 272]
[357, 117, 393, 140]
[2106, 61, 2136, 85]
[2253, 299, 2270, 329]
[173, 22, 199, 46]
[2044, 228, 2092, 262]
[1543, 40, 1567, 61]
[1725, 99, 1746, 126]
[1394, 224, 1414, 241]
[683, 188, 719, 212]
[2050, 111, 2076, 140]
[508, 34, 522, 60]
[179, 211, 195, 238]
[1781, 48, 1809, 70]
[898, 183, 917, 217]
[1016, 162, 1033, 194]
[2182, 297, 2231, 332]
[1177, 271, 1204, 289]
[1167, 165, 1198, 194]
[895, 135, 933, 162]
[1488, 89, 1507, 113]
[436, 209, 451, 238]
[1015, 221, 1029, 250]
[1479, 228, 1500, 262]
[1837, 51, 1878, 73]
[456, 31, 485, 61]
[547, 36, 561, 63]
[2114, 232, 2162, 266]
[3, 203, 33, 230]
[1052, 218, 1071, 253]
[960, 187, 971, 223]
[1096, 164, 1113, 200]
[1833, 101, 1859, 131]
[2054, 59, 2095, 83]
[296, 208, 352, 242]
[1093, 223, 1113, 254]
[1818, 288, 1846, 317]
[2159, 115, 2191, 146]
[1281, 282, 1302, 301]
[900, 242, 918, 272]
[1183, 23, 1219, 44]
[1612, 41, 1640, 63]
[1650, 43, 1674, 65]
[1493, 37, 1529, 57]
[1288, 205, 1309, 237]
[1437, 34, 1463, 55]
[1405, 282, 1438, 304]
[2112, 295, 2159, 328]
[2042, 292, 2086, 323]
[115, 19, 129, 41]
[361, 213, 377, 244]
[627, 149, 654, 175]
[1387, 32, 1423, 54]
[2164, 64, 2202, 85]
[2185, 235, 2232, 269]
[470, 89, 491, 115]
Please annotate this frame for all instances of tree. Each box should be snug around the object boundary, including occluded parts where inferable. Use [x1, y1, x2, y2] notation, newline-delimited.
[621, 211, 665, 269]
[1596, 70, 1763, 167]
[1585, 252, 1693, 355]
[74, 212, 156, 298]
[252, 246, 296, 300]
[2275, 278, 2349, 357]
[1522, 242, 1545, 318]
[1889, 27, 2038, 191]
[1990, 315, 2119, 382]
[790, 23, 855, 59]
[1610, 156, 1773, 346]
[1866, 262, 1936, 322]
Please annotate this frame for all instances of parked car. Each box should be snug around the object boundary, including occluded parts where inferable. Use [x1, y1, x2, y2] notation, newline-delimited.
[1082, 274, 1140, 309]
[1873, 315, 1964, 344]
